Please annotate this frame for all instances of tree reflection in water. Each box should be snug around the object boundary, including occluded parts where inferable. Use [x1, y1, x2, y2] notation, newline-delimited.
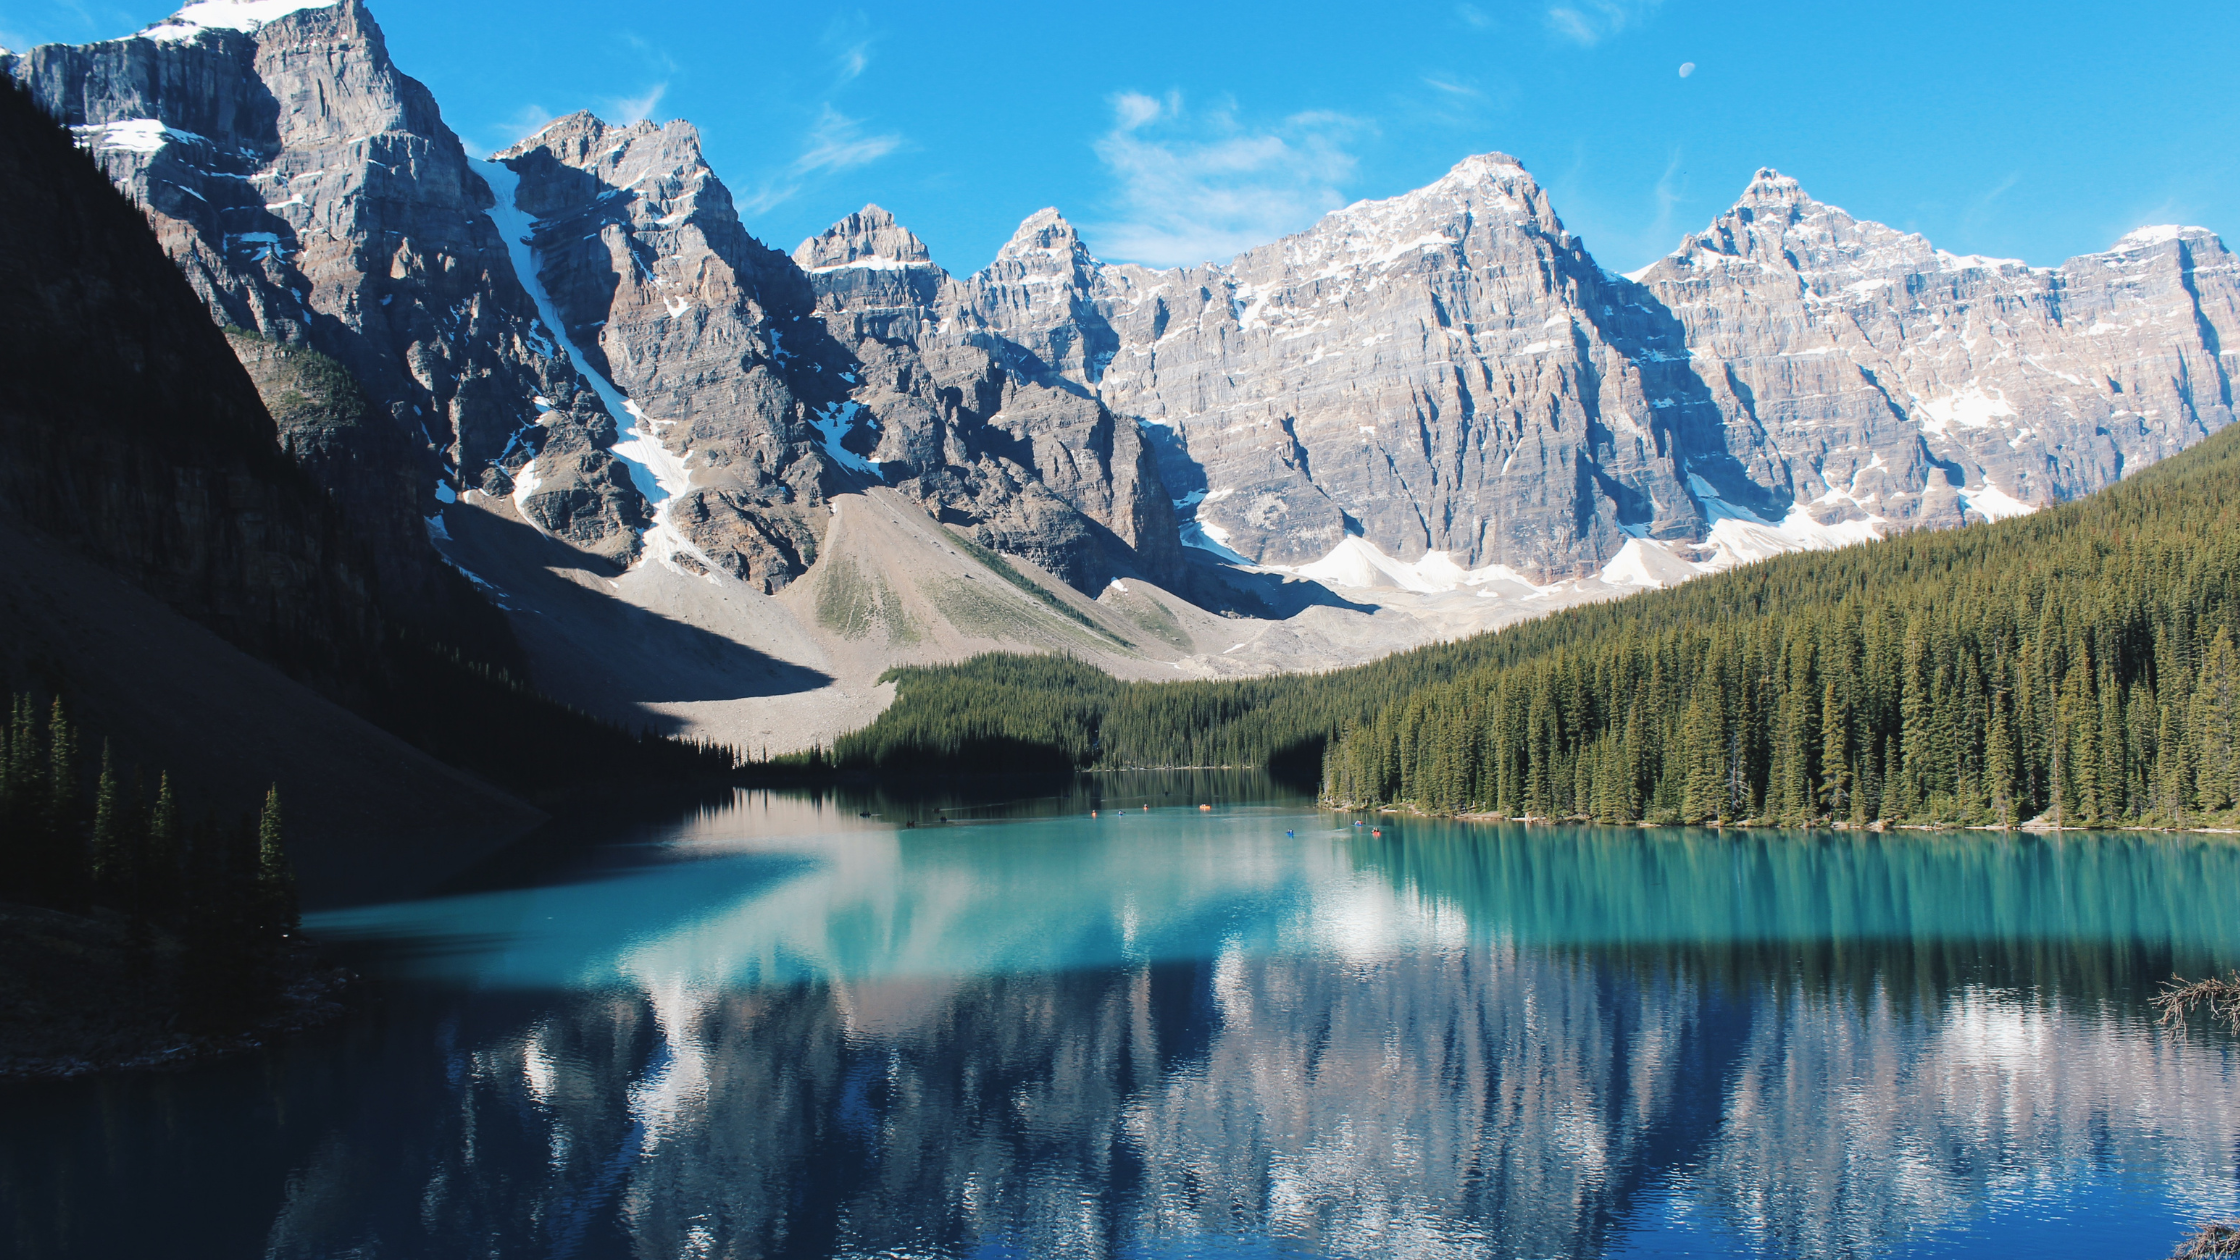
[6, 783, 2238, 1259]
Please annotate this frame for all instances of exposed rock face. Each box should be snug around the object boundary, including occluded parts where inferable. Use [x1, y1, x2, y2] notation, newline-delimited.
[1629, 171, 2239, 530]
[792, 206, 1181, 591]
[966, 155, 2239, 581]
[1082, 154, 1701, 574]
[488, 109, 1182, 594]
[490, 114, 832, 589]
[6, 0, 643, 583]
[15, 2, 2237, 630]
[0, 73, 378, 672]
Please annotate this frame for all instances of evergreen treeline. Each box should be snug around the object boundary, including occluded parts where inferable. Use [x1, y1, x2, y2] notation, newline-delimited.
[840, 424, 2240, 830]
[1325, 426, 2240, 828]
[2, 694, 302, 1024]
[373, 640, 741, 796]
[834, 653, 1368, 777]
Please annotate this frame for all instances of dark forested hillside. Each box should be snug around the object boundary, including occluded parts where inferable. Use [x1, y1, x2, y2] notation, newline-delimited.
[0, 77, 734, 893]
[841, 424, 2240, 830]
[0, 76, 381, 675]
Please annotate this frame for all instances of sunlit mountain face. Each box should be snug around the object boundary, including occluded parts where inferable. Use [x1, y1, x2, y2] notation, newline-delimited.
[7, 784, 2237, 1258]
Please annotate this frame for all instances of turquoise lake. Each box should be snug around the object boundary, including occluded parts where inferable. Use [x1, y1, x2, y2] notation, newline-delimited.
[5, 770, 2238, 1258]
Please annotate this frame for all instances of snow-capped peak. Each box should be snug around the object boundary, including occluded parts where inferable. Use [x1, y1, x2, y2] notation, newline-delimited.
[1934, 248, 2028, 272]
[1741, 167, 1807, 202]
[1443, 151, 1529, 186]
[2113, 224, 2214, 252]
[137, 0, 331, 43]
[995, 207, 1095, 265]
[793, 203, 935, 273]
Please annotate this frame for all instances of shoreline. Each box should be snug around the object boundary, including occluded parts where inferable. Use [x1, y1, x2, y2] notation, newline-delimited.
[0, 903, 353, 1084]
[1346, 804, 2240, 836]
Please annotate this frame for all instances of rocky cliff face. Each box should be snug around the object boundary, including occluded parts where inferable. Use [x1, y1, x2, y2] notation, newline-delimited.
[488, 114, 830, 589]
[1628, 170, 2238, 534]
[11, 2, 1187, 603]
[5, 0, 642, 587]
[0, 73, 379, 672]
[1085, 154, 1701, 575]
[957, 155, 2238, 584]
[488, 113, 1181, 594]
[791, 205, 1180, 591]
[13, 0, 2236, 635]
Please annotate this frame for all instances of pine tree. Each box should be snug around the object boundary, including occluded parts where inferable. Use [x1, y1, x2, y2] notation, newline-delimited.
[2, 695, 45, 902]
[1819, 678, 1850, 822]
[90, 741, 126, 903]
[256, 785, 299, 944]
[1986, 688, 2018, 829]
[2196, 629, 2239, 810]
[144, 772, 181, 923]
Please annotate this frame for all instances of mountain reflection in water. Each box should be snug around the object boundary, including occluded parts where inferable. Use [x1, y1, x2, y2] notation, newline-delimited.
[5, 776, 2237, 1259]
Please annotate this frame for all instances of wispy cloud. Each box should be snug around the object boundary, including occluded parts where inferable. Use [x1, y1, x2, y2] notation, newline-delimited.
[1455, 3, 1494, 29]
[729, 13, 899, 215]
[1960, 171, 2020, 235]
[739, 105, 904, 214]
[797, 105, 901, 173]
[468, 103, 559, 158]
[1410, 70, 1512, 130]
[1545, 0, 1660, 46]
[1643, 149, 1688, 258]
[823, 12, 877, 87]
[607, 83, 667, 125]
[1088, 91, 1365, 269]
[1547, 146, 1696, 275]
[620, 32, 680, 76]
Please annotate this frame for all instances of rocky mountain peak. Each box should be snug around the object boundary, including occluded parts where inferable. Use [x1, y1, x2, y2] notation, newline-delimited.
[1739, 167, 1808, 204]
[995, 207, 1093, 264]
[2112, 223, 2220, 254]
[499, 109, 613, 157]
[497, 112, 720, 225]
[500, 111, 705, 168]
[794, 204, 935, 272]
[1671, 169, 1930, 276]
[135, 0, 344, 45]
[1441, 150, 1529, 187]
[1227, 148, 1565, 289]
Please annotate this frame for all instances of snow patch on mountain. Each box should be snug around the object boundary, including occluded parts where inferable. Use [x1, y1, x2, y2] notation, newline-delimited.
[1958, 479, 2037, 521]
[809, 402, 882, 479]
[1917, 386, 2018, 436]
[2117, 225, 2193, 249]
[480, 158, 728, 580]
[137, 0, 328, 42]
[803, 255, 925, 274]
[479, 158, 673, 506]
[70, 118, 205, 153]
[1180, 518, 1251, 565]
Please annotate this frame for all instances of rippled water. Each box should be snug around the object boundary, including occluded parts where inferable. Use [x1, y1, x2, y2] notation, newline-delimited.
[5, 771, 2238, 1259]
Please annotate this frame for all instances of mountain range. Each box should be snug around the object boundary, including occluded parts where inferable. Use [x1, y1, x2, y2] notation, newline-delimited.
[7, 0, 2234, 754]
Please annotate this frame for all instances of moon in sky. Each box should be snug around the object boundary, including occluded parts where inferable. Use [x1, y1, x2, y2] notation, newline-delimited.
[1679, 62, 1696, 78]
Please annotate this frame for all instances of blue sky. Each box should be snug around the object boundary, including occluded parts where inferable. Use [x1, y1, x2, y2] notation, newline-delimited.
[8, 0, 2236, 275]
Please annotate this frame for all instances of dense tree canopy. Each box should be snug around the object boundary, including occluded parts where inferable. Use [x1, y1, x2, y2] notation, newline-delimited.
[841, 424, 2240, 830]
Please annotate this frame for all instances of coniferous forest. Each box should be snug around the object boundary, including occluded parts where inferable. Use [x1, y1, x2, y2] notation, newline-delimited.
[840, 423, 2240, 831]
[0, 694, 301, 1027]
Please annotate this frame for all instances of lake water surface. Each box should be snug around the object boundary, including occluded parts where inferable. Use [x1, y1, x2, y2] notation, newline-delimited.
[5, 771, 2239, 1259]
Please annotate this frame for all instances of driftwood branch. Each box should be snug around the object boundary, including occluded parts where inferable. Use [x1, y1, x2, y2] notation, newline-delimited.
[2153, 974, 2240, 1041]
[2161, 980, 2240, 1257]
[2172, 1222, 2240, 1259]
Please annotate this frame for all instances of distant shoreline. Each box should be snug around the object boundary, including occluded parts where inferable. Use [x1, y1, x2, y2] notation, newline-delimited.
[0, 903, 350, 1084]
